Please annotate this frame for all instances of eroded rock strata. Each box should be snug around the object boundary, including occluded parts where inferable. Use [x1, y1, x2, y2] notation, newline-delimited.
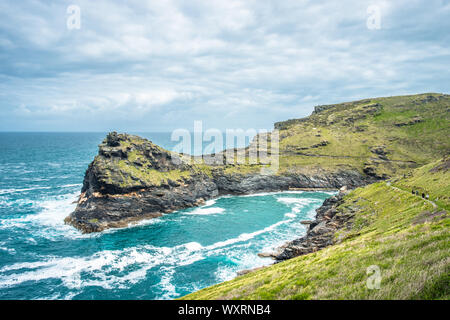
[272, 190, 354, 261]
[238, 190, 355, 275]
[64, 133, 218, 233]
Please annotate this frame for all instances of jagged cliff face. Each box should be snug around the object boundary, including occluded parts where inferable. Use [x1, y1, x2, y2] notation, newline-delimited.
[65, 93, 450, 233]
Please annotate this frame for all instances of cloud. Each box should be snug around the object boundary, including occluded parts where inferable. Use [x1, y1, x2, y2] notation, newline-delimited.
[0, 0, 449, 131]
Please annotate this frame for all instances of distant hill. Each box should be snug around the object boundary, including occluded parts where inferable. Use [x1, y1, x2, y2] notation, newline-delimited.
[274, 93, 449, 179]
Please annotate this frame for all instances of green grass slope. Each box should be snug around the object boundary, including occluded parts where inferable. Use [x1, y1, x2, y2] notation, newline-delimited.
[275, 93, 449, 178]
[183, 158, 450, 300]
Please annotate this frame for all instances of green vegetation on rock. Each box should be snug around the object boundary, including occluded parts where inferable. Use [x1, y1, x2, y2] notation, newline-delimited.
[88, 132, 195, 192]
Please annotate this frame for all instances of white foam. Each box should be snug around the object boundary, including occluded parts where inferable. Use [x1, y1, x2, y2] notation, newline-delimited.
[157, 268, 177, 300]
[215, 251, 276, 283]
[0, 186, 52, 195]
[241, 190, 306, 197]
[276, 197, 322, 220]
[241, 192, 277, 197]
[0, 189, 332, 297]
[185, 207, 225, 215]
[277, 197, 314, 205]
[0, 192, 86, 240]
[0, 212, 296, 290]
[181, 242, 203, 251]
[59, 184, 82, 188]
[0, 247, 16, 255]
[215, 265, 237, 282]
[205, 219, 290, 251]
[203, 199, 216, 207]
[0, 241, 204, 291]
[32, 193, 78, 227]
[283, 190, 306, 194]
[101, 215, 164, 233]
[284, 213, 296, 218]
[26, 237, 37, 244]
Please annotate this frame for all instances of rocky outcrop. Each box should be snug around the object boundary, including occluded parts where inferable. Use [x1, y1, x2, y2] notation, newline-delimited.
[394, 116, 424, 127]
[274, 117, 309, 130]
[65, 133, 219, 233]
[65, 132, 375, 233]
[429, 156, 450, 173]
[270, 188, 357, 261]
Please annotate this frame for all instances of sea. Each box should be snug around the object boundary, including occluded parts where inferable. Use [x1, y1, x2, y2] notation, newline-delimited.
[0, 132, 333, 299]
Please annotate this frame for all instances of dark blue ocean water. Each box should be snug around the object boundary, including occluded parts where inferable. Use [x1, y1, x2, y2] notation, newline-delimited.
[0, 133, 332, 300]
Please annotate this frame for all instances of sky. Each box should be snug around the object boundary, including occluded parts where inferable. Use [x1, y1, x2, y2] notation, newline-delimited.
[0, 0, 449, 132]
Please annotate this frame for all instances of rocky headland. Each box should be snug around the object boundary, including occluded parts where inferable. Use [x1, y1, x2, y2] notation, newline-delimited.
[65, 132, 371, 233]
[65, 93, 449, 235]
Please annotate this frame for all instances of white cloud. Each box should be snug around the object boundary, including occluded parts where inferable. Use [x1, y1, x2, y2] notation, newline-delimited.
[0, 0, 449, 131]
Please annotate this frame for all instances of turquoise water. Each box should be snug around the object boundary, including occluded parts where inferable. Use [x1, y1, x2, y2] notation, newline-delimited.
[0, 133, 332, 300]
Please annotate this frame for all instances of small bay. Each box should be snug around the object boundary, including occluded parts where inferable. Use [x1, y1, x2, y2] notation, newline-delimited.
[0, 133, 332, 299]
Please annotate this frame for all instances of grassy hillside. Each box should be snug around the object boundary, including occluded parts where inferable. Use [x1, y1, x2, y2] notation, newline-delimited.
[183, 158, 449, 300]
[275, 93, 449, 178]
[392, 157, 450, 210]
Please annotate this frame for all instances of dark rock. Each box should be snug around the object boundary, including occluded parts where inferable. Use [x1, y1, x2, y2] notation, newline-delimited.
[257, 252, 275, 259]
[363, 162, 388, 180]
[272, 192, 357, 262]
[429, 157, 450, 173]
[310, 140, 329, 148]
[370, 146, 389, 160]
[106, 131, 121, 147]
[394, 116, 423, 127]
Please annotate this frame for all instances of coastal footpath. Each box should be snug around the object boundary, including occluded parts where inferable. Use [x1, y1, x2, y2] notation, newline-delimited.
[183, 157, 449, 299]
[65, 93, 450, 233]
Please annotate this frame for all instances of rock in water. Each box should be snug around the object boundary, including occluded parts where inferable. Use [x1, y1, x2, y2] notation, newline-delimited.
[272, 194, 351, 261]
[64, 133, 218, 233]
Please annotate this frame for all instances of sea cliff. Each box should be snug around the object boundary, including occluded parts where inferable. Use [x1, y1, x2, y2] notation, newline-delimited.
[65, 93, 449, 233]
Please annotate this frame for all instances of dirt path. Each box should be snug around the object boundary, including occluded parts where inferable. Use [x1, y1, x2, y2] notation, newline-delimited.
[387, 183, 437, 209]
[283, 151, 417, 164]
